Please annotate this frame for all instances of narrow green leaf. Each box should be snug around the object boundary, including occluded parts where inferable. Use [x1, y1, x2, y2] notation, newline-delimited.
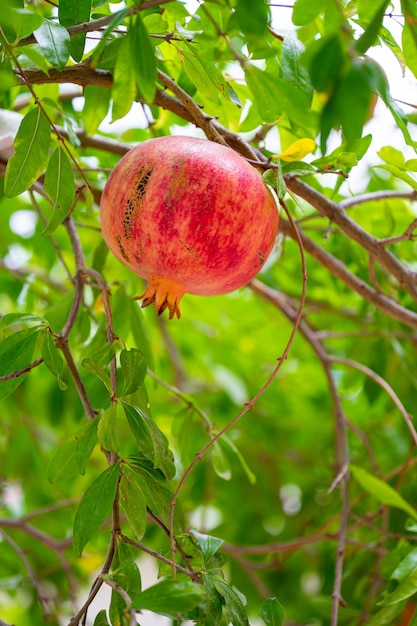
[58, 0, 91, 62]
[355, 0, 390, 54]
[191, 529, 224, 564]
[211, 441, 232, 481]
[379, 548, 417, 606]
[123, 403, 175, 480]
[350, 465, 417, 521]
[261, 597, 285, 626]
[82, 85, 111, 135]
[130, 15, 156, 103]
[0, 327, 40, 400]
[82, 357, 112, 392]
[130, 580, 206, 617]
[109, 540, 141, 625]
[97, 405, 119, 454]
[4, 107, 50, 198]
[281, 36, 313, 99]
[403, 20, 417, 79]
[120, 348, 147, 397]
[43, 145, 76, 234]
[119, 465, 147, 540]
[176, 40, 228, 102]
[73, 461, 120, 557]
[75, 419, 99, 475]
[40, 330, 67, 390]
[34, 20, 70, 70]
[128, 462, 184, 534]
[17, 45, 50, 75]
[93, 610, 110, 626]
[377, 164, 417, 190]
[111, 35, 136, 122]
[207, 575, 249, 626]
[47, 440, 79, 483]
[221, 436, 257, 485]
[335, 60, 372, 144]
[91, 8, 129, 66]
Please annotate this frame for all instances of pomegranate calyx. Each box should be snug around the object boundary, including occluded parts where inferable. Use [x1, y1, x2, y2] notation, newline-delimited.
[135, 276, 186, 320]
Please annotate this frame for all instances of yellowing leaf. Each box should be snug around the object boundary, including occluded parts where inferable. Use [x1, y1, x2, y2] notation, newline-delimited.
[275, 138, 316, 162]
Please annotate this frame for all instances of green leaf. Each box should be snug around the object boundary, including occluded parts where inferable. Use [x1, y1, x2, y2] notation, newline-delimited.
[403, 19, 417, 79]
[130, 15, 156, 104]
[378, 146, 407, 169]
[40, 330, 66, 390]
[93, 610, 110, 626]
[34, 20, 70, 70]
[82, 85, 111, 135]
[73, 461, 120, 557]
[376, 164, 417, 190]
[123, 403, 175, 480]
[312, 134, 372, 170]
[109, 540, 141, 625]
[281, 36, 313, 99]
[310, 35, 345, 92]
[130, 580, 206, 617]
[91, 8, 129, 67]
[58, 0, 92, 62]
[128, 462, 184, 534]
[17, 45, 50, 75]
[8, 8, 42, 39]
[120, 348, 147, 397]
[211, 440, 232, 481]
[0, 327, 40, 400]
[191, 529, 224, 564]
[246, 65, 313, 128]
[97, 405, 119, 454]
[379, 548, 417, 606]
[206, 575, 249, 626]
[82, 357, 112, 392]
[47, 440, 79, 483]
[220, 436, 257, 485]
[281, 161, 316, 177]
[4, 107, 50, 198]
[75, 419, 99, 475]
[350, 465, 417, 521]
[355, 0, 390, 54]
[42, 145, 76, 234]
[176, 40, 228, 102]
[119, 465, 147, 540]
[292, 0, 323, 25]
[260, 598, 285, 625]
[111, 34, 136, 122]
[235, 0, 268, 36]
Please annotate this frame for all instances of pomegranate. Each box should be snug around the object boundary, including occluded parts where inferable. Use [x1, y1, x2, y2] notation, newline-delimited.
[100, 136, 279, 318]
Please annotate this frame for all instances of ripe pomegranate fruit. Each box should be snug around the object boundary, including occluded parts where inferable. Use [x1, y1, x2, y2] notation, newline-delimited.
[100, 136, 279, 318]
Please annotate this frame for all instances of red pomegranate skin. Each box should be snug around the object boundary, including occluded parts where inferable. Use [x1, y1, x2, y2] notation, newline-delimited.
[100, 135, 279, 318]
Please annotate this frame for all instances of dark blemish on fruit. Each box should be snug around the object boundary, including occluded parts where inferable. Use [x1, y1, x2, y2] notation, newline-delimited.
[116, 235, 130, 262]
[258, 251, 265, 266]
[123, 166, 153, 238]
[179, 238, 202, 262]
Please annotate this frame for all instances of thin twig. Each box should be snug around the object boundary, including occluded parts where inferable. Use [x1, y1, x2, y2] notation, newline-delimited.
[0, 527, 51, 620]
[168, 197, 308, 572]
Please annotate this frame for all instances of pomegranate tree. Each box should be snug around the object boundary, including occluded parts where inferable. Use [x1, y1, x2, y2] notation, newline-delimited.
[100, 136, 279, 318]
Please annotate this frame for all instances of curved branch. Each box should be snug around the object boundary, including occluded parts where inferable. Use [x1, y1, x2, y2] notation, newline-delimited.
[279, 218, 417, 330]
[286, 176, 417, 302]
